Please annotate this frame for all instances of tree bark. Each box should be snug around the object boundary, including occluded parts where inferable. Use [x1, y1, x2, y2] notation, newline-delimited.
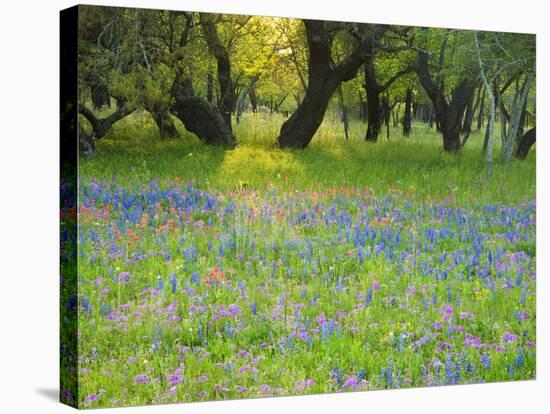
[276, 20, 365, 148]
[249, 86, 258, 113]
[382, 95, 391, 140]
[416, 49, 475, 152]
[502, 71, 534, 163]
[402, 87, 413, 137]
[337, 83, 350, 140]
[206, 71, 214, 103]
[79, 104, 134, 141]
[476, 87, 485, 130]
[170, 73, 236, 146]
[461, 85, 479, 135]
[475, 32, 495, 175]
[514, 127, 536, 160]
[364, 47, 381, 141]
[200, 14, 235, 132]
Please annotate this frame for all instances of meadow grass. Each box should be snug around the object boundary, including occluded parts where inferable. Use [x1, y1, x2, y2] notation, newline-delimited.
[79, 111, 535, 203]
[73, 111, 536, 408]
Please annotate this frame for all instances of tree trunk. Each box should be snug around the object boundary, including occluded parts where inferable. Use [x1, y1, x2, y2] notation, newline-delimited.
[482, 82, 499, 155]
[206, 71, 214, 103]
[403, 87, 413, 137]
[485, 92, 496, 175]
[461, 85, 479, 135]
[475, 32, 495, 175]
[200, 14, 235, 132]
[502, 71, 534, 164]
[514, 127, 536, 160]
[276, 20, 365, 148]
[382, 95, 391, 140]
[416, 49, 475, 152]
[476, 87, 485, 130]
[337, 83, 350, 140]
[461, 86, 482, 146]
[249, 86, 258, 113]
[79, 104, 134, 142]
[170, 73, 236, 146]
[236, 75, 259, 124]
[364, 57, 381, 141]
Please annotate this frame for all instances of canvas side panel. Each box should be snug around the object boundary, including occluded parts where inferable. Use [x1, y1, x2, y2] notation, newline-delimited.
[60, 5, 79, 408]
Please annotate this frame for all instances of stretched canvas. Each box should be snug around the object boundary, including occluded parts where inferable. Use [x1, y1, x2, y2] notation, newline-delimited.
[60, 3, 536, 409]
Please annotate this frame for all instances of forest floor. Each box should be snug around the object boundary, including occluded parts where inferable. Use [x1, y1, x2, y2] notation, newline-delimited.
[73, 112, 536, 407]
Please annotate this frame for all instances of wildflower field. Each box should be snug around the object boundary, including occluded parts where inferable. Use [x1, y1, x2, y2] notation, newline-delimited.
[68, 113, 535, 407]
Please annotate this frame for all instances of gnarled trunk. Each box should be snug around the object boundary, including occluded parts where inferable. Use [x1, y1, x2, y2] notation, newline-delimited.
[170, 74, 236, 147]
[276, 20, 365, 148]
[514, 127, 536, 160]
[416, 49, 475, 152]
[78, 103, 134, 155]
[276, 84, 335, 148]
[416, 46, 476, 152]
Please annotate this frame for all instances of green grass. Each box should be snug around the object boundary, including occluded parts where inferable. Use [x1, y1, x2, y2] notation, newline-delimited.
[72, 110, 536, 408]
[79, 111, 535, 204]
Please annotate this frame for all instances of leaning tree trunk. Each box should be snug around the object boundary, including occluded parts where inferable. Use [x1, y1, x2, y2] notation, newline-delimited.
[461, 86, 482, 147]
[276, 20, 365, 148]
[402, 87, 413, 137]
[236, 74, 259, 124]
[461, 85, 478, 135]
[502, 70, 534, 164]
[170, 74, 236, 147]
[78, 103, 134, 155]
[277, 84, 335, 148]
[514, 127, 536, 160]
